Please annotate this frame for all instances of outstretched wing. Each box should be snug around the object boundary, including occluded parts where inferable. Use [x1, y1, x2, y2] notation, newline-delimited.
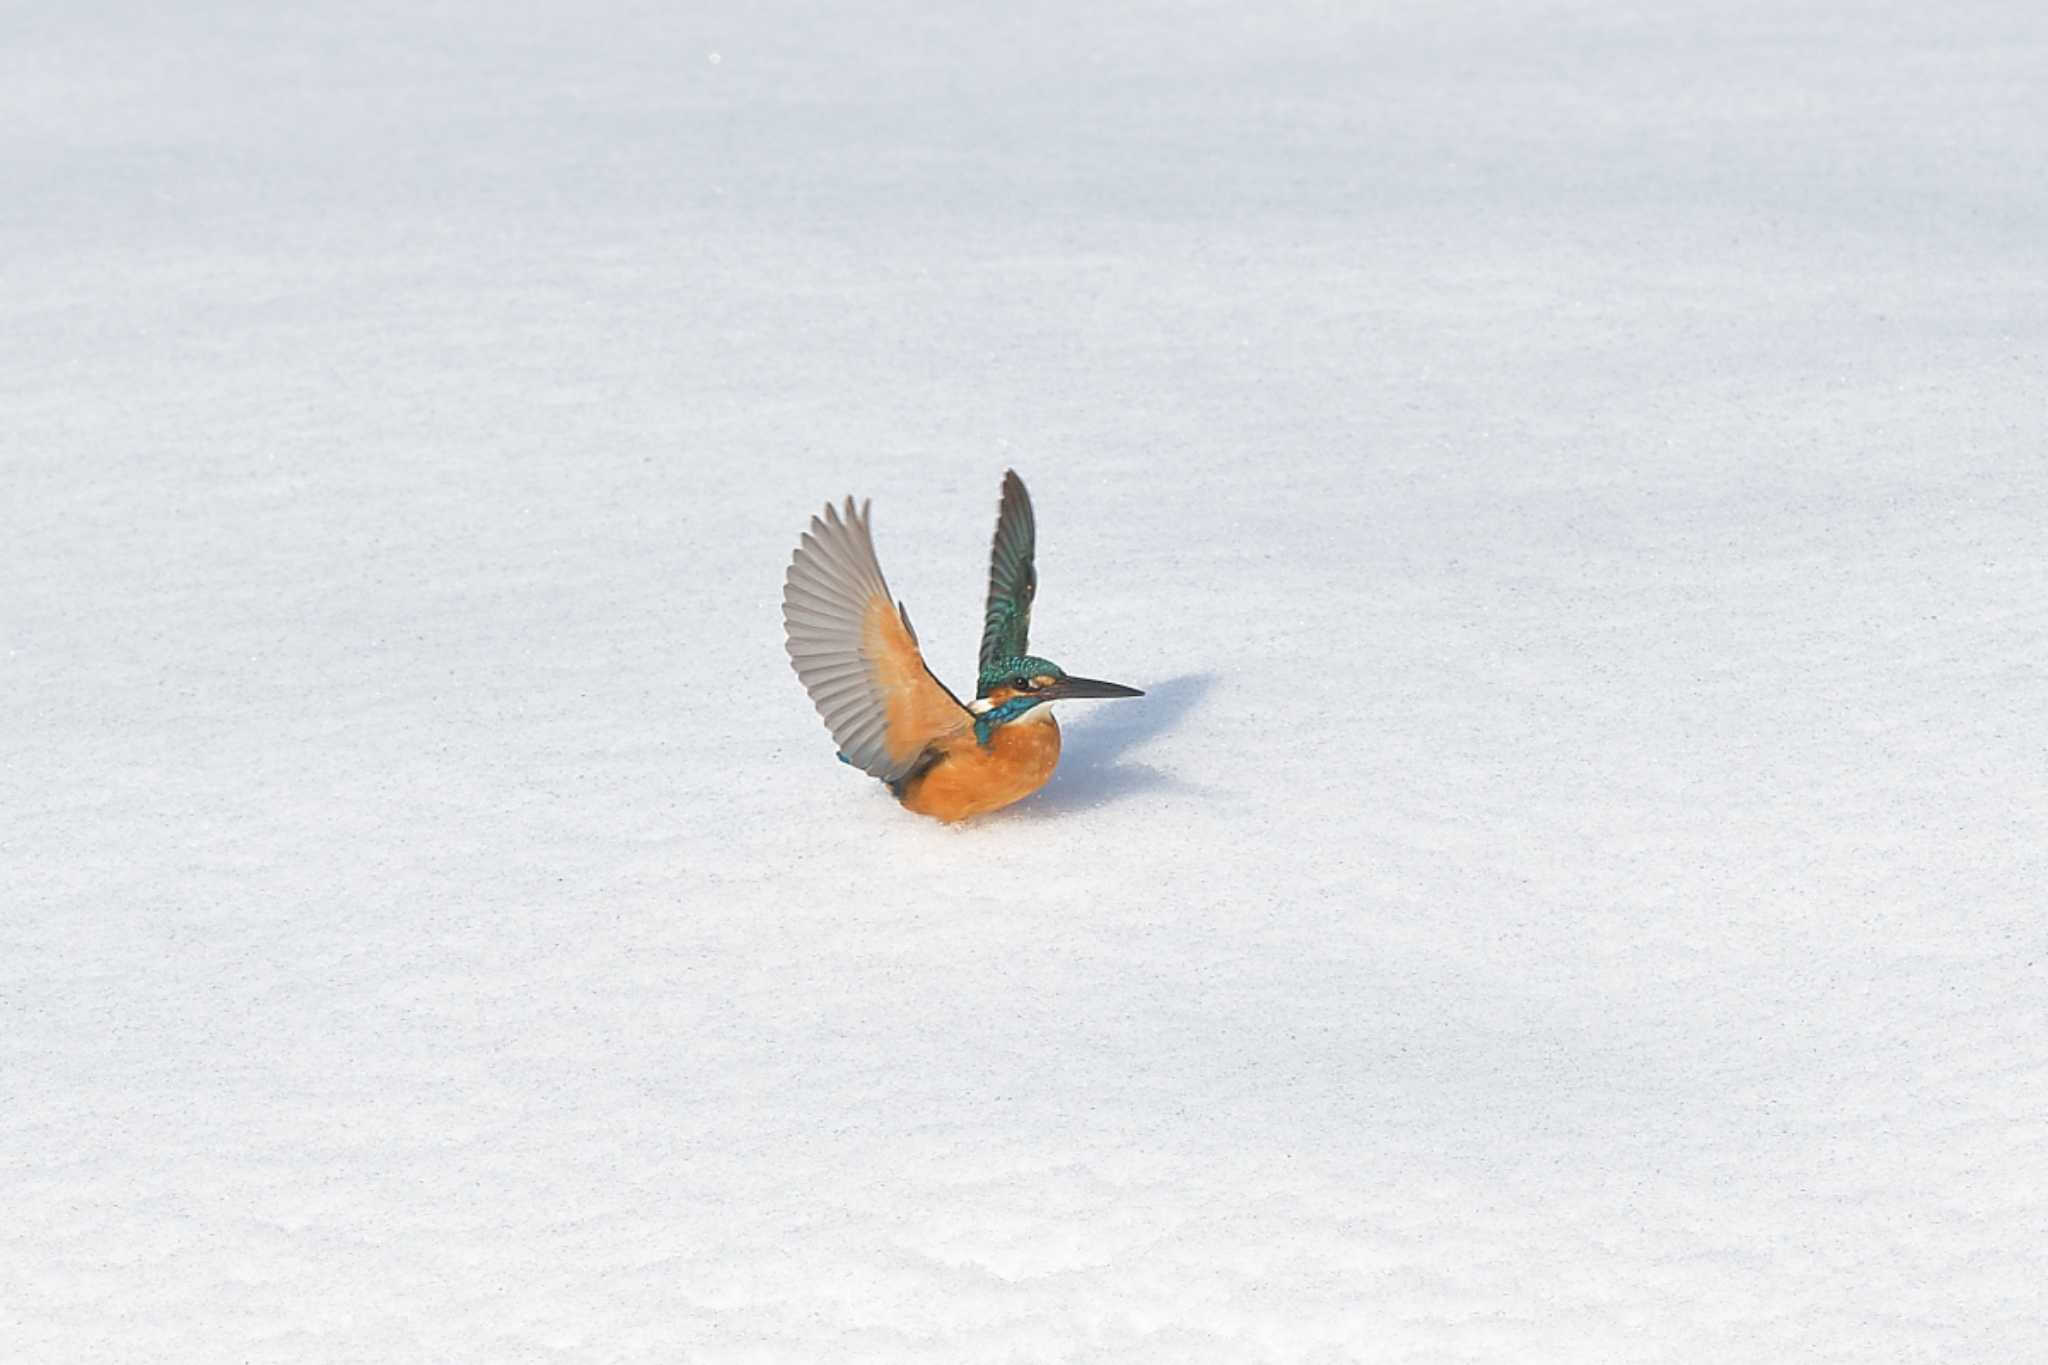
[977, 470, 1037, 687]
[783, 497, 971, 781]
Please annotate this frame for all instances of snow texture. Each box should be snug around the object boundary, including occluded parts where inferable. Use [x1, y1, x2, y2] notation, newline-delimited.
[5, 0, 2045, 1360]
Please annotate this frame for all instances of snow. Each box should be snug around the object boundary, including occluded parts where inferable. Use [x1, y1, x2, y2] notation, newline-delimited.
[5, 0, 2045, 1359]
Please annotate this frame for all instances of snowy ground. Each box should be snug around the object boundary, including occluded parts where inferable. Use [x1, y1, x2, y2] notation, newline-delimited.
[5, 1, 2045, 1359]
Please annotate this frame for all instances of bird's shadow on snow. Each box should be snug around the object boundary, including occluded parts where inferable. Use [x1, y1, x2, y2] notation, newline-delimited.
[1016, 671, 1215, 817]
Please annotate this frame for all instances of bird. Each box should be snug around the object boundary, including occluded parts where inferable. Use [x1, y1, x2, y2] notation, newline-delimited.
[782, 470, 1144, 823]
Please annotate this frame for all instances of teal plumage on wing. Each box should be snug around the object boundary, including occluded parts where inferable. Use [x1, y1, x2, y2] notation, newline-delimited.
[976, 469, 1037, 696]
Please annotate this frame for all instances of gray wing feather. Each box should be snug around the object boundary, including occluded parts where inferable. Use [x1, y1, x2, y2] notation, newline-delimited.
[781, 497, 928, 782]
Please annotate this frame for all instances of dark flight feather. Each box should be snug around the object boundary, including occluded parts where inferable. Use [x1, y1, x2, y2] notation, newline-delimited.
[976, 470, 1037, 693]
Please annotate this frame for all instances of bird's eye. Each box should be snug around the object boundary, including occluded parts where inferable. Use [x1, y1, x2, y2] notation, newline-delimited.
[1011, 675, 1030, 691]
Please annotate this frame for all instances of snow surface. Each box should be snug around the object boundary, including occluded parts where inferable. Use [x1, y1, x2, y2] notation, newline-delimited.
[5, 0, 2046, 1359]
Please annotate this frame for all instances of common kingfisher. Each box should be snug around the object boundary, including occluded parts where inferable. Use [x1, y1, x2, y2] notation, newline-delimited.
[783, 471, 1144, 823]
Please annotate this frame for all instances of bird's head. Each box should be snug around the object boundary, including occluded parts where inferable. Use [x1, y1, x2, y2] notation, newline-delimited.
[971, 655, 1143, 737]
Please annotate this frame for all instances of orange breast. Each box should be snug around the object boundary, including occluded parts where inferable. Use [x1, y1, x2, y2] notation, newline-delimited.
[898, 713, 1063, 823]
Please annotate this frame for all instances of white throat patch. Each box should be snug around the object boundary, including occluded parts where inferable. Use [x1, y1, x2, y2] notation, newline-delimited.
[967, 697, 1057, 724]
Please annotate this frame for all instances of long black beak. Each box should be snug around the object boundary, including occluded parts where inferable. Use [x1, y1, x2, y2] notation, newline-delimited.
[1045, 675, 1144, 700]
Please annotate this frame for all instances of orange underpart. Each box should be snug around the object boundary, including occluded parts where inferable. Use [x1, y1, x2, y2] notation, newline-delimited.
[897, 713, 1062, 823]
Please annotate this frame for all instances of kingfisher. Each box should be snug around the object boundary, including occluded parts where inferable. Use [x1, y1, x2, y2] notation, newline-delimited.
[782, 470, 1144, 823]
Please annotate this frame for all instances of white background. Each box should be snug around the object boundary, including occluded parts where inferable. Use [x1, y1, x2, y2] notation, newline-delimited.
[5, 1, 2044, 1359]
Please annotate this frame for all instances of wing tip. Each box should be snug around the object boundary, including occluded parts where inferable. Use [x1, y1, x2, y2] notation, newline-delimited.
[999, 469, 1034, 532]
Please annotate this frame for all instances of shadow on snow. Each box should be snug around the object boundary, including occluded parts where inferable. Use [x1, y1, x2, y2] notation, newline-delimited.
[1017, 671, 1215, 816]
